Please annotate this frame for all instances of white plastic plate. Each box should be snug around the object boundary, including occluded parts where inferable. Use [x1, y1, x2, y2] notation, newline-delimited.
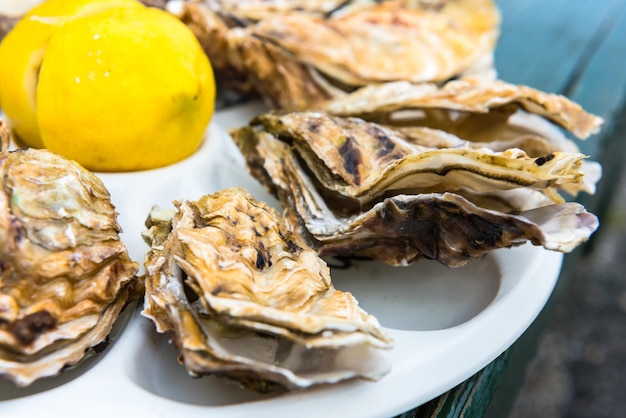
[0, 103, 562, 418]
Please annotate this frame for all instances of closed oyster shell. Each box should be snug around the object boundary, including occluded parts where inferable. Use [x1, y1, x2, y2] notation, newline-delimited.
[228, 0, 500, 110]
[181, 0, 498, 110]
[230, 110, 599, 267]
[165, 0, 355, 94]
[142, 188, 392, 392]
[286, 186, 598, 267]
[0, 143, 139, 386]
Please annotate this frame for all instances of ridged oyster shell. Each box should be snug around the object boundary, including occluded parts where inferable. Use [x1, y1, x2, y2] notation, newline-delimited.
[164, 0, 354, 94]
[230, 103, 600, 267]
[227, 0, 499, 110]
[244, 112, 592, 201]
[142, 188, 392, 392]
[325, 77, 604, 140]
[324, 76, 604, 198]
[166, 0, 499, 109]
[0, 135, 139, 386]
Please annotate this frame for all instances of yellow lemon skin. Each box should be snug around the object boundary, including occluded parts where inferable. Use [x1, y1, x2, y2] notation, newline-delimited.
[36, 6, 215, 172]
[0, 0, 143, 148]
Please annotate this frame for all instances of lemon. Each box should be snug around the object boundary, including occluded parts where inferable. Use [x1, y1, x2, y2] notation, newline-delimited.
[0, 0, 143, 149]
[0, 0, 215, 172]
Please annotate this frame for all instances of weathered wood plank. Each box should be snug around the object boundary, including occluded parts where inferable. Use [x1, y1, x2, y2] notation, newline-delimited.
[395, 351, 510, 418]
[567, 1, 626, 155]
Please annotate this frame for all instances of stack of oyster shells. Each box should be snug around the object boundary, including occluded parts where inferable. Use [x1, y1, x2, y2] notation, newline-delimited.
[230, 77, 601, 267]
[168, 0, 501, 107]
[142, 189, 392, 392]
[0, 122, 140, 387]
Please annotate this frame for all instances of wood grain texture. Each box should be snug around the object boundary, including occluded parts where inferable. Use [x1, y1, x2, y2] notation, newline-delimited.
[395, 1, 626, 416]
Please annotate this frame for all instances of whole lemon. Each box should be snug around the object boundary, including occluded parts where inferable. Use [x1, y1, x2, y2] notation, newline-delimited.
[0, 0, 215, 172]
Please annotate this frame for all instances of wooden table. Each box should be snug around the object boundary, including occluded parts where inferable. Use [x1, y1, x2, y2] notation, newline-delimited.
[396, 0, 626, 416]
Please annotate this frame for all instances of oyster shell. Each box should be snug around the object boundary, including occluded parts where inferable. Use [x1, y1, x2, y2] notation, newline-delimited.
[230, 110, 600, 267]
[227, 0, 500, 110]
[325, 77, 604, 140]
[324, 77, 604, 197]
[142, 188, 392, 392]
[240, 112, 591, 203]
[166, 0, 499, 109]
[0, 140, 139, 386]
[165, 0, 356, 94]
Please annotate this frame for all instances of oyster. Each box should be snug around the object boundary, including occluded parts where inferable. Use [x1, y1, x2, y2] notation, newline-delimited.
[227, 0, 500, 110]
[230, 109, 600, 267]
[142, 188, 392, 392]
[165, 0, 354, 94]
[166, 0, 499, 109]
[0, 134, 139, 386]
[238, 112, 591, 203]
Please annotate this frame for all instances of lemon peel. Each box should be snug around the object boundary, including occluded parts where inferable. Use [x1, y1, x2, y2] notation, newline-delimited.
[0, 0, 215, 172]
[0, 0, 143, 148]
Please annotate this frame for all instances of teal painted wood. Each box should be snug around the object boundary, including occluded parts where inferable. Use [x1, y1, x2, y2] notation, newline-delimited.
[396, 1, 626, 417]
[563, 1, 626, 222]
[395, 352, 510, 418]
[563, 1, 626, 120]
[495, 0, 610, 93]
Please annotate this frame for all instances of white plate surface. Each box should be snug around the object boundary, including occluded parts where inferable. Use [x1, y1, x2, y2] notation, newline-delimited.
[0, 104, 562, 418]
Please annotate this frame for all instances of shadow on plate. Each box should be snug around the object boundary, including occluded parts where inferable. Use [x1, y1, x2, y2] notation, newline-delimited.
[124, 254, 500, 406]
[125, 320, 278, 406]
[330, 255, 501, 331]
